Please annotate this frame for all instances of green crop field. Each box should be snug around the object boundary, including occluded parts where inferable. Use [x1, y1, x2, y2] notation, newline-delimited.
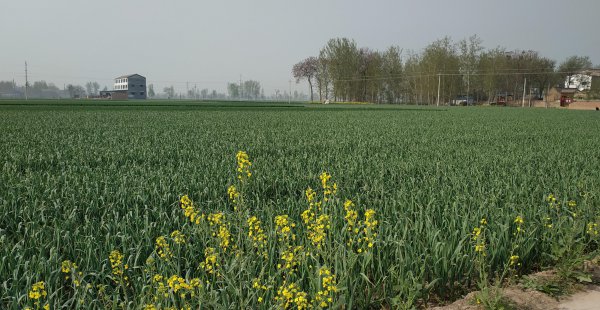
[1, 100, 599, 309]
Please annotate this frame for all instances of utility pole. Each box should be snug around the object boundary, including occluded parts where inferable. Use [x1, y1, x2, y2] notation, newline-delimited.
[466, 73, 470, 106]
[186, 82, 189, 99]
[24, 61, 29, 100]
[522, 78, 526, 107]
[288, 79, 291, 104]
[436, 73, 441, 107]
[239, 75, 242, 100]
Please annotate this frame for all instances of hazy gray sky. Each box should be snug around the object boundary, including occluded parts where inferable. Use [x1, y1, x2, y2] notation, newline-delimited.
[1, 0, 599, 95]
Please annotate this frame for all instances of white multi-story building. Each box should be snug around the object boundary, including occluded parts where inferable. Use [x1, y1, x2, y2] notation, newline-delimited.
[113, 74, 147, 99]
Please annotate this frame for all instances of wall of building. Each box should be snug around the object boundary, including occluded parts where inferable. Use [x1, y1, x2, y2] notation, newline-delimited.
[114, 78, 129, 91]
[126, 76, 146, 99]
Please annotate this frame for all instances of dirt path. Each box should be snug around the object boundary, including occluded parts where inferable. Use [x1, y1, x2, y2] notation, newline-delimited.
[558, 286, 600, 310]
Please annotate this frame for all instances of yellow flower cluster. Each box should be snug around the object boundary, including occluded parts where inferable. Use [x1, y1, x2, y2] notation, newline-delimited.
[344, 199, 358, 230]
[315, 267, 337, 308]
[514, 216, 525, 234]
[61, 260, 77, 274]
[26, 281, 49, 310]
[171, 230, 186, 245]
[180, 195, 203, 225]
[109, 250, 128, 282]
[302, 175, 337, 250]
[305, 187, 317, 205]
[61, 260, 82, 287]
[156, 236, 173, 260]
[359, 209, 378, 252]
[236, 151, 252, 182]
[509, 255, 520, 267]
[28, 281, 47, 300]
[200, 247, 219, 275]
[247, 216, 267, 257]
[544, 217, 553, 229]
[472, 218, 487, 255]
[343, 199, 378, 253]
[319, 172, 337, 202]
[587, 222, 599, 236]
[208, 212, 231, 251]
[275, 215, 296, 243]
[167, 275, 202, 299]
[307, 214, 330, 250]
[227, 185, 240, 210]
[278, 246, 304, 274]
[152, 274, 169, 299]
[252, 278, 269, 303]
[275, 282, 310, 310]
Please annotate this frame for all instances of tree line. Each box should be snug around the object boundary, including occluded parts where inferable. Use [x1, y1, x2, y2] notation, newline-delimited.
[293, 35, 596, 104]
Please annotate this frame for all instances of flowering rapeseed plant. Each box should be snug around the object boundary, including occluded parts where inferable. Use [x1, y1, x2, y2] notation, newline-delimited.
[109, 250, 128, 283]
[315, 266, 337, 308]
[200, 247, 219, 276]
[247, 216, 267, 258]
[155, 236, 173, 260]
[236, 151, 252, 182]
[180, 195, 203, 225]
[275, 282, 309, 310]
[275, 215, 296, 243]
[208, 212, 231, 251]
[26, 281, 48, 310]
[170, 230, 186, 245]
[61, 260, 82, 287]
[278, 246, 304, 274]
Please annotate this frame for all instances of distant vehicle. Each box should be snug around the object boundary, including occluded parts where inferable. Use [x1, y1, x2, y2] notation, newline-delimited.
[451, 95, 474, 106]
[493, 93, 513, 106]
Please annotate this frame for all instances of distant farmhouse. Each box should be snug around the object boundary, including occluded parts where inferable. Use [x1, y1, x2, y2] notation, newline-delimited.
[564, 69, 600, 91]
[100, 74, 147, 99]
[546, 69, 600, 106]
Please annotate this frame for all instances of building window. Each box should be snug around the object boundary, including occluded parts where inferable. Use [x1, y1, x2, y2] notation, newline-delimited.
[130, 92, 135, 95]
[140, 85, 144, 87]
[140, 92, 145, 95]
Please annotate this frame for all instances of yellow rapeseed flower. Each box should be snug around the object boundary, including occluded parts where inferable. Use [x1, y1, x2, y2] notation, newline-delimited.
[316, 266, 337, 308]
[236, 151, 252, 182]
[247, 216, 267, 257]
[587, 223, 599, 236]
[275, 282, 309, 310]
[509, 255, 520, 266]
[170, 230, 186, 245]
[155, 236, 173, 260]
[28, 281, 47, 300]
[109, 250, 127, 282]
[278, 246, 304, 274]
[200, 247, 219, 275]
[275, 215, 296, 243]
[180, 195, 204, 225]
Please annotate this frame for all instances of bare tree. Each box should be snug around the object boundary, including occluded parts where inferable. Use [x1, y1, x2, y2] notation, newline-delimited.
[85, 82, 93, 97]
[92, 82, 100, 96]
[163, 86, 175, 99]
[292, 57, 318, 101]
[148, 84, 155, 98]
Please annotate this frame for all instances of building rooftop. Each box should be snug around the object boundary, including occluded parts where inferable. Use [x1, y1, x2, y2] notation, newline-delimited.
[115, 74, 145, 79]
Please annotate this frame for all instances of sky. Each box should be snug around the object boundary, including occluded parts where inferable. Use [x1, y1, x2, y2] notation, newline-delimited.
[1, 0, 599, 95]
